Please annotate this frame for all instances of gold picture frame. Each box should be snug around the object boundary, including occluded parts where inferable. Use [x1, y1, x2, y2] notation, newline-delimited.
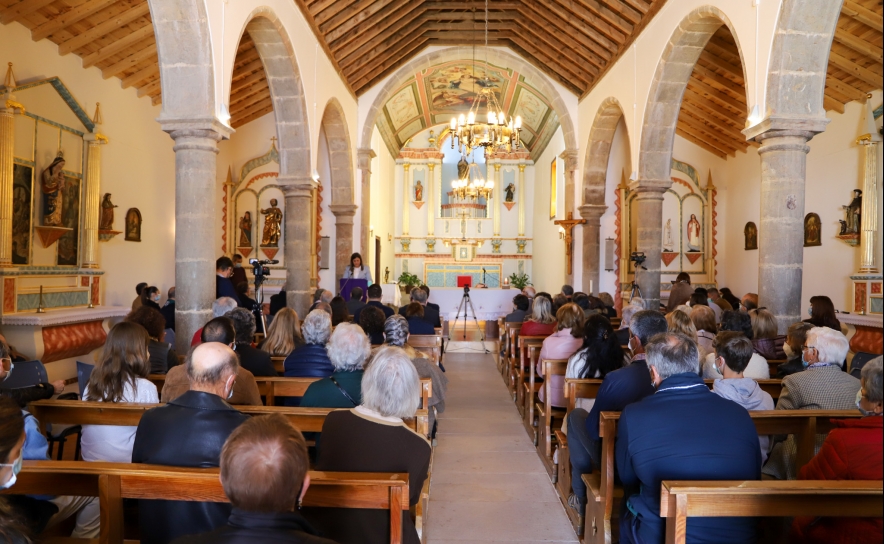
[550, 157, 557, 219]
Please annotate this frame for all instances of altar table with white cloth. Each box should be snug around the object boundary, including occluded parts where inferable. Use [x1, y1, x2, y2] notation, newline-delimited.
[427, 288, 516, 321]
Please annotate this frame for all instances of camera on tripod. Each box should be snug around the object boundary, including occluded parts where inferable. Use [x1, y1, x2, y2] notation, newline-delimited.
[249, 258, 277, 284]
[463, 285, 470, 294]
[630, 252, 647, 268]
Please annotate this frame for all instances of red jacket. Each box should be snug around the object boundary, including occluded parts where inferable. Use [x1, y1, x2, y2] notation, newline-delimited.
[791, 416, 883, 544]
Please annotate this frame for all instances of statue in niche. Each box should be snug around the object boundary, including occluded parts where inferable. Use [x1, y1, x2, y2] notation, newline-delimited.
[99, 193, 117, 230]
[504, 182, 516, 202]
[239, 211, 252, 246]
[663, 218, 675, 252]
[457, 156, 469, 180]
[744, 222, 758, 250]
[840, 189, 862, 235]
[125, 208, 142, 242]
[260, 199, 283, 247]
[804, 213, 821, 247]
[414, 180, 423, 202]
[41, 153, 66, 227]
[686, 214, 701, 252]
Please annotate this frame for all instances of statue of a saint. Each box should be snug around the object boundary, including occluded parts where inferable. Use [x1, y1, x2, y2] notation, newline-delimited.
[41, 154, 66, 227]
[384, 266, 390, 283]
[414, 180, 423, 202]
[457, 156, 469, 180]
[841, 189, 862, 234]
[686, 214, 701, 251]
[663, 218, 674, 251]
[99, 193, 117, 230]
[260, 199, 283, 247]
[504, 182, 516, 202]
[239, 211, 252, 246]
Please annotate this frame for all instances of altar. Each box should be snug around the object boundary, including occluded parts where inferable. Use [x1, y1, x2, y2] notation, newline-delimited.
[428, 287, 516, 321]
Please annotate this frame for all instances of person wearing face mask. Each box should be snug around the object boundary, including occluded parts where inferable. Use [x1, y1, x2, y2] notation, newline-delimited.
[132, 341, 250, 544]
[763, 326, 861, 480]
[230, 253, 248, 292]
[776, 322, 813, 378]
[216, 256, 241, 305]
[790, 357, 882, 544]
[0, 395, 32, 544]
[139, 286, 162, 311]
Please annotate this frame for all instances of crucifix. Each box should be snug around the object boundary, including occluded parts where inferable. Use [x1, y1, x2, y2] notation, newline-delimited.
[456, 208, 471, 241]
[554, 212, 586, 276]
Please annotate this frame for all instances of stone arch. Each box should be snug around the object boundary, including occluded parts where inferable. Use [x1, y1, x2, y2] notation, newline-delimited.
[579, 97, 627, 297]
[635, 5, 748, 309]
[320, 98, 357, 281]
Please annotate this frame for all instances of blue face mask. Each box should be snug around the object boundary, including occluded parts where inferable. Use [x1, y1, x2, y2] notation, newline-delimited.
[801, 352, 810, 368]
[808, 306, 813, 317]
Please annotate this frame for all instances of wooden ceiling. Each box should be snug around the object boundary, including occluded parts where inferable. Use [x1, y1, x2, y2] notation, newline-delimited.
[0, 0, 880, 139]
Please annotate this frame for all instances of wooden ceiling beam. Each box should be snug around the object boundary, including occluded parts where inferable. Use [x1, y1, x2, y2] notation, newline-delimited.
[699, 50, 743, 80]
[57, 2, 150, 55]
[823, 95, 846, 114]
[231, 95, 274, 120]
[424, 22, 512, 31]
[230, 70, 267, 95]
[676, 126, 729, 158]
[597, 0, 643, 25]
[511, 20, 597, 83]
[136, 78, 161, 98]
[338, 7, 427, 70]
[690, 64, 747, 102]
[81, 25, 154, 68]
[531, 0, 618, 53]
[426, 2, 520, 9]
[0, 0, 56, 25]
[616, 0, 650, 15]
[678, 110, 747, 150]
[326, 0, 412, 48]
[834, 27, 883, 63]
[230, 79, 271, 104]
[824, 74, 868, 103]
[102, 45, 156, 79]
[231, 88, 271, 109]
[120, 63, 158, 89]
[827, 51, 882, 88]
[352, 37, 430, 93]
[290, 0, 356, 98]
[233, 47, 262, 69]
[232, 59, 265, 82]
[313, 0, 363, 27]
[686, 78, 747, 114]
[556, 0, 628, 44]
[320, 0, 393, 36]
[677, 119, 741, 155]
[32, 0, 120, 41]
[422, 12, 519, 21]
[232, 105, 275, 128]
[516, 2, 607, 68]
[346, 24, 428, 83]
[506, 41, 583, 95]
[575, 0, 635, 35]
[841, 0, 883, 32]
[679, 97, 747, 141]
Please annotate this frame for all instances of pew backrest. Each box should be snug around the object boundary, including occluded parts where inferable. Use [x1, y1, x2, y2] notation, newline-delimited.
[408, 335, 443, 366]
[271, 356, 286, 373]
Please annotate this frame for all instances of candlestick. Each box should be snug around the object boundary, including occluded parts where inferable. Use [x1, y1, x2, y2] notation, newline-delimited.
[36, 285, 46, 313]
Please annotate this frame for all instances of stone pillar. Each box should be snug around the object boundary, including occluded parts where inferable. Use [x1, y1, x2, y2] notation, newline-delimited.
[632, 183, 668, 310]
[427, 162, 435, 236]
[0, 99, 23, 268]
[281, 178, 315, 316]
[755, 130, 814, 332]
[492, 162, 501, 236]
[330, 203, 357, 282]
[857, 132, 880, 274]
[517, 163, 526, 236]
[81, 133, 107, 269]
[357, 148, 375, 254]
[402, 162, 410, 236]
[168, 128, 224, 354]
[579, 204, 607, 295]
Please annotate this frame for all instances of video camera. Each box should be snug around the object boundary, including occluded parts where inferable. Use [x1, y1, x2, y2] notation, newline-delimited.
[630, 252, 647, 269]
[249, 258, 278, 285]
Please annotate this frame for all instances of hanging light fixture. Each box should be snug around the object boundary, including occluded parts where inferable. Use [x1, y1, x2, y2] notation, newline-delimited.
[449, 0, 522, 157]
[451, 156, 494, 203]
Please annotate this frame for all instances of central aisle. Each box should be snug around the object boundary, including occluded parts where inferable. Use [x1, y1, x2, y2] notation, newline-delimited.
[424, 346, 578, 543]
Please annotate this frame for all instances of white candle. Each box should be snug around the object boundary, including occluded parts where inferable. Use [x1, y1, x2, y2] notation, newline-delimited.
[590, 280, 593, 295]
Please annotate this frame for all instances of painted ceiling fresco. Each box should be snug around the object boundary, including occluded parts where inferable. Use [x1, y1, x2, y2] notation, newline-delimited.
[377, 60, 559, 160]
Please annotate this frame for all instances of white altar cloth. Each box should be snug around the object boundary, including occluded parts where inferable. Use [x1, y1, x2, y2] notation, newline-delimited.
[380, 283, 402, 307]
[428, 288, 516, 321]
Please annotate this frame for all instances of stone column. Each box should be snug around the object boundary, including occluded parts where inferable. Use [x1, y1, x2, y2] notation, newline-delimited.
[168, 127, 225, 354]
[857, 132, 880, 274]
[357, 148, 375, 254]
[427, 162, 435, 236]
[402, 163, 410, 236]
[755, 130, 814, 332]
[517, 163, 526, 236]
[81, 133, 107, 269]
[0, 99, 23, 268]
[492, 162, 501, 236]
[329, 203, 357, 282]
[281, 177, 315, 316]
[632, 182, 668, 310]
[579, 204, 607, 295]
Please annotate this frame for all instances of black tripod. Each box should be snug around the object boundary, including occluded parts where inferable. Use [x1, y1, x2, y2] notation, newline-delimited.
[252, 269, 268, 334]
[448, 286, 489, 353]
[629, 262, 646, 302]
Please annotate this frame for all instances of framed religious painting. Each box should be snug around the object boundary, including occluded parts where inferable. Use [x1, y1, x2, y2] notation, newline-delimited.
[804, 212, 821, 247]
[549, 157, 557, 219]
[744, 222, 757, 250]
[125, 208, 142, 242]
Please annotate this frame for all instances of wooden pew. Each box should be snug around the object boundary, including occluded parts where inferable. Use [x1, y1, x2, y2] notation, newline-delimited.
[582, 409, 863, 544]
[501, 321, 522, 379]
[514, 335, 546, 408]
[660, 480, 883, 544]
[4, 461, 410, 544]
[521, 345, 542, 440]
[767, 358, 787, 377]
[408, 334, 443, 367]
[28, 400, 431, 439]
[535, 358, 568, 481]
[496, 317, 506, 371]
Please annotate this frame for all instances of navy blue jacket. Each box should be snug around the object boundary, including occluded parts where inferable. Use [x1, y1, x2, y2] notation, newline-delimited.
[616, 372, 761, 544]
[216, 276, 240, 304]
[398, 304, 442, 328]
[353, 300, 394, 324]
[586, 357, 655, 442]
[407, 317, 436, 335]
[283, 343, 334, 378]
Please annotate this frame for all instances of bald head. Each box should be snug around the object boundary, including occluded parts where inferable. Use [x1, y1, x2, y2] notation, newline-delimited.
[186, 342, 239, 397]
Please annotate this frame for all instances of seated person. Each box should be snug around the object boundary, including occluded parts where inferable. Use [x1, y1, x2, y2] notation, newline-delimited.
[174, 414, 336, 544]
[300, 323, 370, 408]
[404, 303, 436, 335]
[777, 321, 813, 378]
[226, 308, 277, 377]
[133, 342, 250, 544]
[566, 315, 625, 389]
[0, 338, 64, 407]
[310, 346, 431, 544]
[537, 303, 584, 408]
[598, 292, 617, 319]
[283, 310, 334, 378]
[191, 297, 239, 347]
[397, 287, 441, 328]
[519, 295, 557, 337]
[163, 318, 261, 405]
[260, 307, 305, 357]
[749, 307, 786, 359]
[711, 332, 774, 463]
[234, 282, 263, 334]
[126, 305, 178, 374]
[346, 286, 366, 316]
[565, 310, 665, 513]
[352, 284, 394, 323]
[690, 305, 717, 361]
[330, 296, 350, 327]
[617, 332, 761, 544]
[791, 357, 883, 544]
[505, 294, 530, 323]
[358, 305, 386, 346]
[665, 308, 698, 347]
[0, 395, 32, 544]
[616, 297, 644, 346]
[701, 310, 770, 379]
[764, 326, 861, 480]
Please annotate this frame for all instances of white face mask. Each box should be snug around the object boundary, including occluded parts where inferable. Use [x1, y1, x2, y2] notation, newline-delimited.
[0, 453, 22, 490]
[783, 344, 794, 358]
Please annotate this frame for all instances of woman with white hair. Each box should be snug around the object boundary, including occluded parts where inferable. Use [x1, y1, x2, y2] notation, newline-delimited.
[282, 310, 333, 379]
[299, 323, 370, 408]
[763, 326, 861, 480]
[312, 346, 431, 544]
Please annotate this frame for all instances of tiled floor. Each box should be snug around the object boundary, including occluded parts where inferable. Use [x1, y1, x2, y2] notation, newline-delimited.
[425, 344, 578, 543]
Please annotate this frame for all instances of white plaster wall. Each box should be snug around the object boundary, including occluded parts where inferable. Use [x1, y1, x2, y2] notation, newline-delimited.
[595, 118, 632, 297]
[533, 127, 566, 291]
[369, 127, 397, 284]
[0, 22, 175, 308]
[317, 126, 336, 290]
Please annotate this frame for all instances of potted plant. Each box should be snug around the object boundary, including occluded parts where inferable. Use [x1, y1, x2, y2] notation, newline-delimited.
[397, 272, 422, 294]
[508, 272, 531, 290]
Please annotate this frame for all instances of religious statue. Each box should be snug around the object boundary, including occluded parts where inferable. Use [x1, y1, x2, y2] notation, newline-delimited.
[414, 180, 423, 202]
[840, 189, 861, 235]
[663, 218, 674, 252]
[41, 153, 66, 227]
[744, 222, 758, 250]
[504, 182, 516, 202]
[239, 211, 252, 246]
[384, 266, 390, 283]
[260, 198, 283, 247]
[457, 155, 469, 181]
[99, 193, 117, 230]
[686, 214, 701, 251]
[804, 213, 821, 247]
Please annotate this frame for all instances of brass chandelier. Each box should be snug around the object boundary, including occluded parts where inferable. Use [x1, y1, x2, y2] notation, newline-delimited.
[451, 158, 494, 202]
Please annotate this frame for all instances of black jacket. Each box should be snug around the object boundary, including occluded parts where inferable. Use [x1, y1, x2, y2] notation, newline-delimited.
[269, 290, 287, 316]
[234, 343, 278, 377]
[284, 344, 334, 378]
[352, 301, 394, 324]
[160, 300, 175, 331]
[171, 509, 337, 544]
[398, 304, 441, 328]
[132, 391, 250, 544]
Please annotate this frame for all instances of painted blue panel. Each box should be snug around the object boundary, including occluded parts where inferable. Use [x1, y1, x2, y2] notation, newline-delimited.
[18, 290, 89, 310]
